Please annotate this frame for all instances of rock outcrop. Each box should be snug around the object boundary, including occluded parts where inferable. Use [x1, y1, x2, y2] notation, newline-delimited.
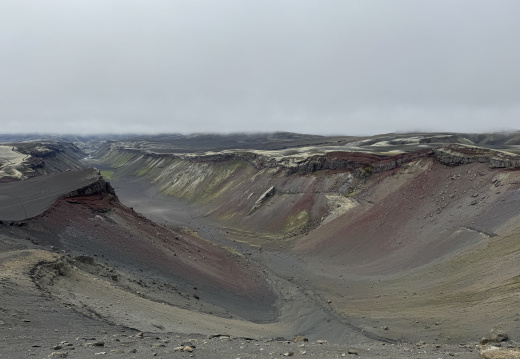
[479, 346, 520, 359]
[248, 186, 275, 215]
[97, 141, 520, 181]
[434, 144, 520, 168]
[66, 177, 116, 198]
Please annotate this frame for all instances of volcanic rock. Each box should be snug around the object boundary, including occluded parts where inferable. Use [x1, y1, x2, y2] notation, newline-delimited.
[480, 346, 520, 359]
[481, 330, 509, 345]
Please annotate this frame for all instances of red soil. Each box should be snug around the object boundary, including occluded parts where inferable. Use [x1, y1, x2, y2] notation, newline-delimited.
[295, 158, 520, 274]
[28, 192, 275, 309]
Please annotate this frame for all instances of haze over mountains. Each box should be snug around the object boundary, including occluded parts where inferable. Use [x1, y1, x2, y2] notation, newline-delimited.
[1, 131, 520, 358]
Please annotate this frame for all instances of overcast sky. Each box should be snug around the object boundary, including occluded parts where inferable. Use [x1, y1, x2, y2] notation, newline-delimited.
[1, 1, 519, 135]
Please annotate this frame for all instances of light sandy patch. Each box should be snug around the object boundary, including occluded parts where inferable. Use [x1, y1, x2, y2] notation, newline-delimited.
[371, 136, 422, 147]
[250, 146, 383, 159]
[0, 145, 28, 179]
[379, 150, 405, 155]
[323, 195, 358, 224]
[0, 249, 58, 282]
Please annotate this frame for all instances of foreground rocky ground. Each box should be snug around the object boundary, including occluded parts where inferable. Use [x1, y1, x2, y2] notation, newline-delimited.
[0, 234, 489, 358]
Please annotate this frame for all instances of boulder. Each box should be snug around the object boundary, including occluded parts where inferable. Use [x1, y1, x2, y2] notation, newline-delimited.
[480, 346, 520, 359]
[481, 329, 508, 345]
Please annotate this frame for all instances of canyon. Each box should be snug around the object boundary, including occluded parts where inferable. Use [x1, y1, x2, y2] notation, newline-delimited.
[1, 132, 520, 358]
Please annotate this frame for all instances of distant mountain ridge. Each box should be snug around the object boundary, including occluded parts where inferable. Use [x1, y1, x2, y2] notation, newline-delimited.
[2, 130, 520, 154]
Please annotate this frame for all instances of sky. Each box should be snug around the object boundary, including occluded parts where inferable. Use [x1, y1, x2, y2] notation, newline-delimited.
[1, 0, 519, 136]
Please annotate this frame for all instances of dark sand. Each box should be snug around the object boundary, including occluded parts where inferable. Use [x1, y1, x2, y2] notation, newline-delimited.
[0, 168, 100, 221]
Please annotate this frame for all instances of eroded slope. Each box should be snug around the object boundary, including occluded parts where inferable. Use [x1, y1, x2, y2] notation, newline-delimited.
[12, 182, 276, 324]
[93, 138, 520, 342]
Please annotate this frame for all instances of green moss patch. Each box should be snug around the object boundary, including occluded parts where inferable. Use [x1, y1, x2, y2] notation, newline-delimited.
[136, 167, 151, 176]
[110, 152, 136, 167]
[283, 210, 310, 233]
[100, 170, 115, 180]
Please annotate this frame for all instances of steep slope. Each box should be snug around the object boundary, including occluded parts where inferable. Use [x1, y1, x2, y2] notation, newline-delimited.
[296, 156, 520, 273]
[0, 168, 278, 324]
[93, 138, 520, 342]
[94, 142, 520, 239]
[0, 168, 104, 221]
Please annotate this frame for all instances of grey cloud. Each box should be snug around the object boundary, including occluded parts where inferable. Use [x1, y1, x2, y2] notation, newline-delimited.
[1, 0, 519, 135]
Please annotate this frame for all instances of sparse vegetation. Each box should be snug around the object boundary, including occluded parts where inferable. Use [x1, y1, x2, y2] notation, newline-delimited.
[283, 210, 310, 233]
[136, 167, 150, 176]
[100, 170, 115, 180]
